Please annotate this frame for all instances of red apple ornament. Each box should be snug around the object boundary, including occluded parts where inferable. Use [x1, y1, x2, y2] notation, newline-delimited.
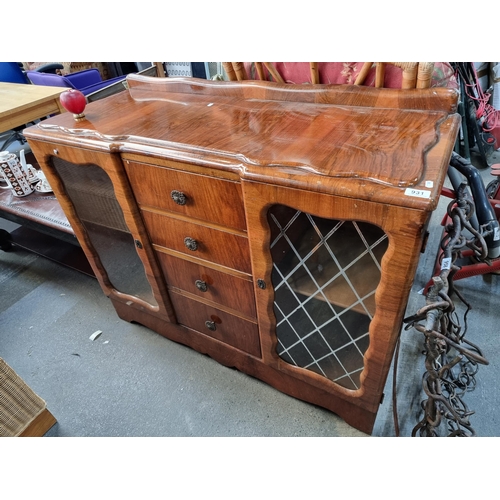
[59, 89, 87, 120]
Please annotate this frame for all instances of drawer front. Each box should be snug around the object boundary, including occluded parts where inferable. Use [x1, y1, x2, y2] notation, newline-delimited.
[125, 160, 246, 230]
[142, 210, 252, 274]
[170, 292, 261, 358]
[157, 253, 256, 319]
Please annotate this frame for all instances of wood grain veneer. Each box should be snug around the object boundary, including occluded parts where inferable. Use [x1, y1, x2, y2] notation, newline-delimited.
[141, 210, 251, 274]
[168, 291, 261, 357]
[25, 77, 459, 211]
[157, 252, 256, 318]
[124, 159, 247, 231]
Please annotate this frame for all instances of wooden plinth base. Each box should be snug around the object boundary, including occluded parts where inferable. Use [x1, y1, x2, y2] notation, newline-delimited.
[111, 297, 376, 435]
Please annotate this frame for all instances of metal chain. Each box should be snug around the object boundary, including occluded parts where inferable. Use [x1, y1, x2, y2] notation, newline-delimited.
[403, 181, 490, 437]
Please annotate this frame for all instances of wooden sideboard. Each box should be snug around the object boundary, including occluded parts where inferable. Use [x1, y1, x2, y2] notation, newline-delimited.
[24, 75, 460, 434]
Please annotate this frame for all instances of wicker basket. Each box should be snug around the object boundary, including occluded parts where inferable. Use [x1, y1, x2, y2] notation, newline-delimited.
[0, 357, 56, 437]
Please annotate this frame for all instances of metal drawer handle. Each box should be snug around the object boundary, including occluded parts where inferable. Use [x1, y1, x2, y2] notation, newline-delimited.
[184, 237, 198, 251]
[195, 280, 208, 292]
[205, 320, 216, 331]
[171, 190, 187, 206]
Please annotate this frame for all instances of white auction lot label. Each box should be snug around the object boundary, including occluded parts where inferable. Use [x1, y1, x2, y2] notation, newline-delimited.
[404, 188, 431, 199]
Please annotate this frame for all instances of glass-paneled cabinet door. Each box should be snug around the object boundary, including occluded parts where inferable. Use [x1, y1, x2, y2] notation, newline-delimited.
[51, 156, 158, 304]
[243, 180, 429, 415]
[27, 141, 175, 321]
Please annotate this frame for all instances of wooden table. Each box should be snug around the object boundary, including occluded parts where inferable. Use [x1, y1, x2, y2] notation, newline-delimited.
[0, 82, 66, 134]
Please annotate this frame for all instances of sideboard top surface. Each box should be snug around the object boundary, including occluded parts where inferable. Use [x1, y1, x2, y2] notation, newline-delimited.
[24, 76, 460, 211]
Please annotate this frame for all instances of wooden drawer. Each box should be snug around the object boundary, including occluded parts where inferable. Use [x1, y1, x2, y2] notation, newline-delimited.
[124, 160, 246, 230]
[157, 252, 256, 319]
[169, 292, 261, 358]
[141, 210, 252, 274]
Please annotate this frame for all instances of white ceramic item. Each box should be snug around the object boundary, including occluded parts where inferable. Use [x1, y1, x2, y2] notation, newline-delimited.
[34, 170, 53, 193]
[19, 149, 40, 184]
[0, 151, 35, 197]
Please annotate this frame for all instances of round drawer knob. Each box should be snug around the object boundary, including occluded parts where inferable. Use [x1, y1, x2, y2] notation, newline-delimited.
[184, 237, 198, 251]
[195, 280, 208, 292]
[205, 320, 216, 331]
[171, 190, 187, 206]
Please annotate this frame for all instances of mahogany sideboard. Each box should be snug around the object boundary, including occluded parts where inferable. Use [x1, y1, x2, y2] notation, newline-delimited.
[24, 75, 460, 434]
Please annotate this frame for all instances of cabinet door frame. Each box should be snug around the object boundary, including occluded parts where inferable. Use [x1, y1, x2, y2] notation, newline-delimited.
[27, 139, 176, 323]
[243, 179, 430, 416]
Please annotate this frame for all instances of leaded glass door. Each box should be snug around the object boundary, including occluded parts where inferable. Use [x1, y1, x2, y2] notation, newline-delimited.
[243, 179, 430, 433]
[267, 205, 388, 390]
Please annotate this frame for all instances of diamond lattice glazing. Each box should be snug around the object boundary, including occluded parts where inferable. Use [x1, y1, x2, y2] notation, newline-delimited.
[268, 205, 388, 390]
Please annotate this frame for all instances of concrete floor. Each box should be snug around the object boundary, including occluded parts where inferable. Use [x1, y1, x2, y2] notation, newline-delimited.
[1, 152, 499, 438]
